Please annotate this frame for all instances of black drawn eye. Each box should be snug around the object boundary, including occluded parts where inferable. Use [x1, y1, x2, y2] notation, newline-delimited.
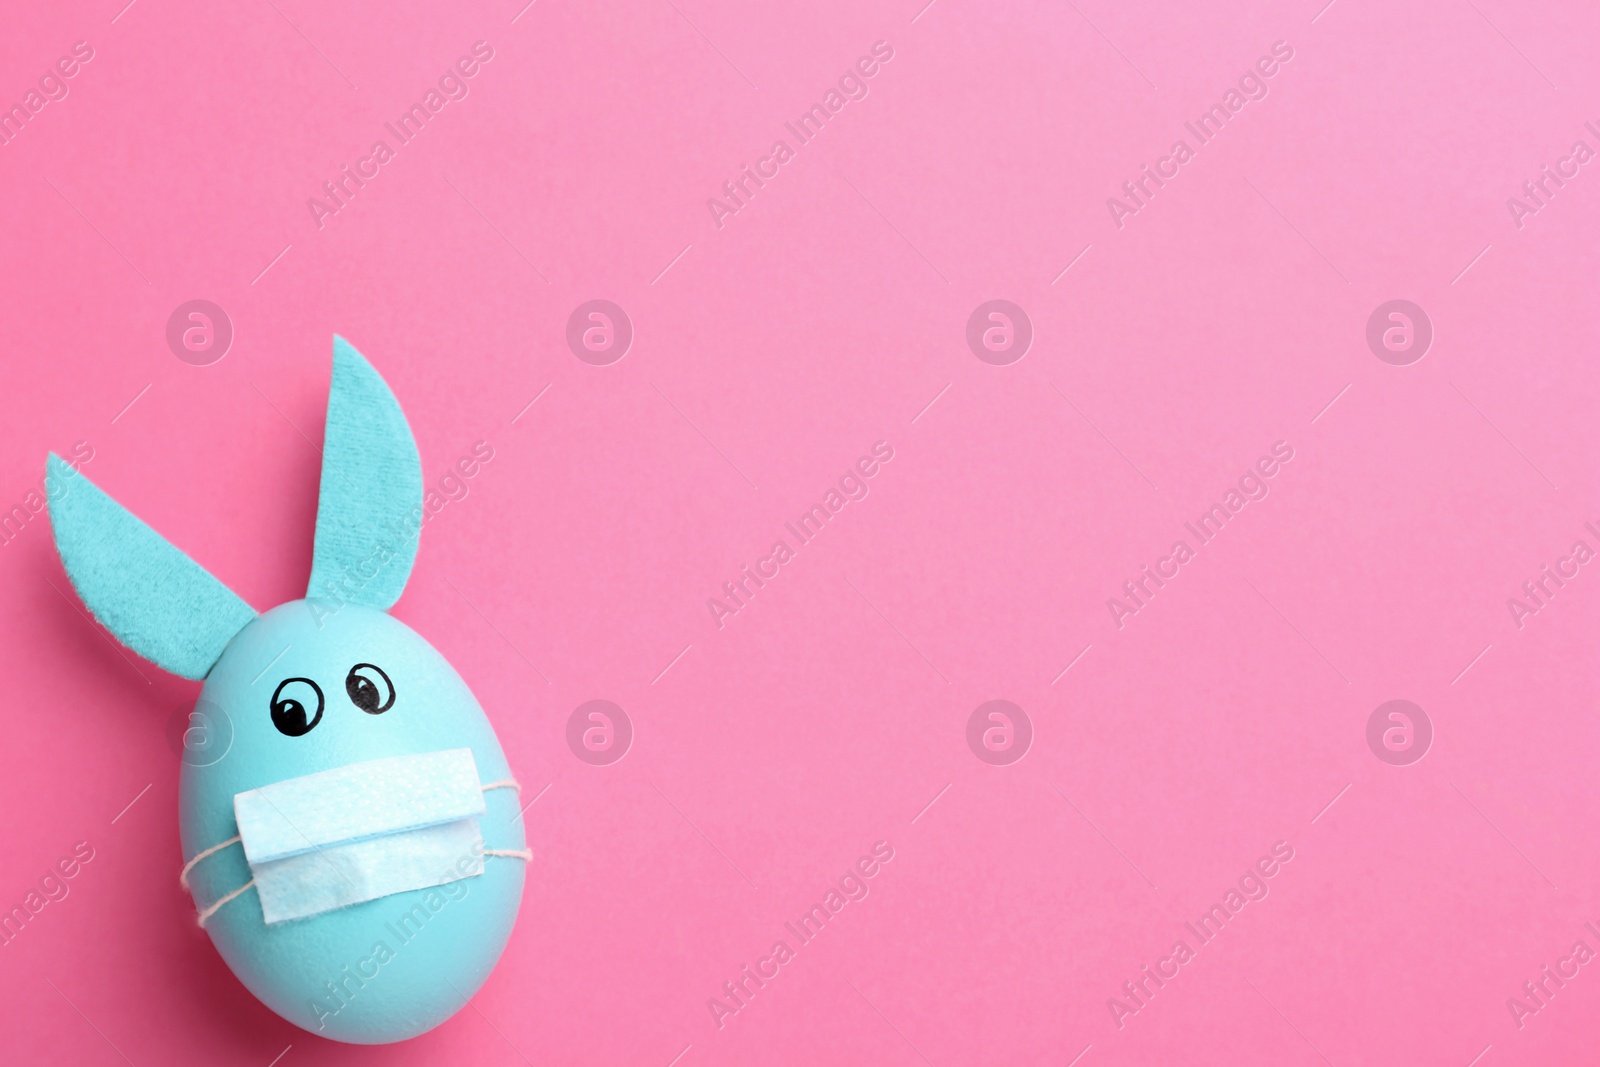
[345, 663, 394, 715]
[271, 677, 324, 737]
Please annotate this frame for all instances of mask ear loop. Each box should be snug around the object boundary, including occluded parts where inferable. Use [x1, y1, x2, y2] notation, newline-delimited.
[180, 835, 257, 927]
[196, 880, 257, 927]
[480, 780, 533, 860]
[179, 835, 241, 890]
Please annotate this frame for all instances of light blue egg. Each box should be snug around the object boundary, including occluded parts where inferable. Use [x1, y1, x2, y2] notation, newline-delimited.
[47, 337, 525, 1044]
[180, 602, 525, 1043]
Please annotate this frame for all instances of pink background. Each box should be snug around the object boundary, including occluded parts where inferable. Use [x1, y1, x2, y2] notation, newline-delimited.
[4, 0, 1600, 1063]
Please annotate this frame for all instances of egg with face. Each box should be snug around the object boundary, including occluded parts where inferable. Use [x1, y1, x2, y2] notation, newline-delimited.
[47, 338, 527, 1044]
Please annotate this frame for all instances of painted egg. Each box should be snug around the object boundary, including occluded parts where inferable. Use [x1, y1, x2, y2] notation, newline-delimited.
[178, 602, 526, 1043]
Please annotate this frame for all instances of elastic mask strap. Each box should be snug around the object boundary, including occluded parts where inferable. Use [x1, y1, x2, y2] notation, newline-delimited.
[180, 834, 241, 890]
[482, 779, 532, 860]
[197, 880, 257, 927]
[485, 849, 533, 860]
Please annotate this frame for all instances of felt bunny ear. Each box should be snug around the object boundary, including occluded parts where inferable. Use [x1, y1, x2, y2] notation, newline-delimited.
[305, 336, 423, 610]
[46, 455, 257, 680]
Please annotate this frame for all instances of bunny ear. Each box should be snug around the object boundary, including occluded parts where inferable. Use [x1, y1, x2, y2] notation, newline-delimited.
[306, 336, 423, 610]
[46, 454, 257, 680]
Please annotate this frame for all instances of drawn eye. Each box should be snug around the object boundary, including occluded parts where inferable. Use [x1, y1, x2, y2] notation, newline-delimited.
[270, 677, 324, 737]
[345, 663, 394, 715]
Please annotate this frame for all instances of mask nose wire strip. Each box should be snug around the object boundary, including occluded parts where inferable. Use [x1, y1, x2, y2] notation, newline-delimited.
[179, 834, 242, 890]
[196, 879, 257, 927]
[481, 779, 520, 793]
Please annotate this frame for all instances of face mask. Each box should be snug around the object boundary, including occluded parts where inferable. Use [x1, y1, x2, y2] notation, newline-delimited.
[184, 748, 524, 925]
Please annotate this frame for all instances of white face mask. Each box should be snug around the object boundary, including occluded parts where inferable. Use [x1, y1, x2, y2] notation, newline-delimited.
[230, 748, 488, 925]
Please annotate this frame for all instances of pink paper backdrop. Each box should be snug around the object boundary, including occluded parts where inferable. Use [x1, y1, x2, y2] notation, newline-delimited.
[4, 0, 1600, 1063]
